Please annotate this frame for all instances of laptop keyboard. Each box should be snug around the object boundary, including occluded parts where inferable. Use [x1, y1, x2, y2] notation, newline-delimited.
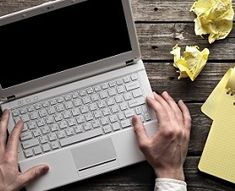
[11, 73, 152, 159]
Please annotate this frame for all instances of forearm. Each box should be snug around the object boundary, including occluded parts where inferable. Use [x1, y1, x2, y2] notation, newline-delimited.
[154, 178, 187, 191]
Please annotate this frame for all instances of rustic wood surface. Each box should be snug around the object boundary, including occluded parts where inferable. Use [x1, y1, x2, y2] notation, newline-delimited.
[1, 0, 235, 190]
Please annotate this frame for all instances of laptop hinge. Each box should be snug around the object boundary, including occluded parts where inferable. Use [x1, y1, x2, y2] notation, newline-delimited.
[126, 59, 135, 66]
[0, 95, 16, 105]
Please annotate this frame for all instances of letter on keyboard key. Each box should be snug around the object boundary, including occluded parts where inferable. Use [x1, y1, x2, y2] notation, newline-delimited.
[60, 128, 103, 147]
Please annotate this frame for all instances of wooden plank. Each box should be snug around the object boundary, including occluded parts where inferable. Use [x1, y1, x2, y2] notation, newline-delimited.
[0, 0, 47, 16]
[131, 0, 235, 22]
[1, 0, 235, 22]
[49, 157, 235, 191]
[145, 62, 235, 102]
[137, 23, 235, 61]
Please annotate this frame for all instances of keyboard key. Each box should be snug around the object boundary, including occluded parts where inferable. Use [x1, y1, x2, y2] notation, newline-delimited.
[48, 132, 57, 141]
[24, 149, 34, 158]
[45, 116, 54, 124]
[76, 116, 85, 124]
[132, 88, 143, 98]
[21, 132, 33, 141]
[73, 99, 82, 107]
[39, 109, 47, 117]
[126, 82, 140, 91]
[125, 109, 135, 118]
[42, 101, 50, 107]
[121, 119, 131, 128]
[92, 120, 100, 128]
[123, 93, 132, 101]
[12, 110, 20, 117]
[36, 119, 45, 127]
[51, 141, 60, 150]
[41, 126, 50, 134]
[54, 113, 63, 122]
[103, 125, 112, 134]
[83, 123, 92, 131]
[112, 122, 121, 131]
[74, 125, 83, 134]
[57, 131, 66, 139]
[42, 143, 51, 152]
[21, 114, 30, 122]
[71, 108, 80, 116]
[33, 146, 42, 155]
[32, 129, 41, 137]
[59, 121, 68, 129]
[62, 110, 72, 119]
[64, 101, 73, 109]
[129, 97, 145, 108]
[39, 135, 48, 144]
[65, 128, 75, 136]
[22, 138, 39, 149]
[123, 76, 131, 83]
[67, 118, 76, 126]
[60, 128, 103, 147]
[131, 73, 138, 81]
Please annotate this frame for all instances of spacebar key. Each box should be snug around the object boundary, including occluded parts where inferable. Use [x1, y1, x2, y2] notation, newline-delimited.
[60, 128, 103, 147]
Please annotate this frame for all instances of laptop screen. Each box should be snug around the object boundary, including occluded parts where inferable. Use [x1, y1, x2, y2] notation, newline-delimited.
[0, 0, 132, 89]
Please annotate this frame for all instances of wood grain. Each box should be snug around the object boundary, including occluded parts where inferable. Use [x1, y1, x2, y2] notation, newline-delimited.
[137, 23, 235, 61]
[1, 0, 235, 191]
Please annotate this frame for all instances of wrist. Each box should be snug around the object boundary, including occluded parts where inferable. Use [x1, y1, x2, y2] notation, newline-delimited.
[154, 167, 185, 181]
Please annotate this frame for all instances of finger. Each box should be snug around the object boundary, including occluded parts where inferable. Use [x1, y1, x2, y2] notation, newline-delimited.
[18, 165, 49, 188]
[153, 92, 174, 117]
[146, 96, 167, 122]
[0, 110, 10, 149]
[178, 100, 192, 130]
[6, 120, 24, 161]
[161, 91, 183, 122]
[132, 116, 149, 150]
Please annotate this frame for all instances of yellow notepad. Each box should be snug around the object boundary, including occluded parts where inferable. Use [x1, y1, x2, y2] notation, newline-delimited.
[199, 67, 235, 183]
[198, 110, 235, 183]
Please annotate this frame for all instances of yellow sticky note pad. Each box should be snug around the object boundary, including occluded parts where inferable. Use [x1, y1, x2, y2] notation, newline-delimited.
[191, 0, 234, 44]
[170, 45, 209, 81]
[199, 103, 235, 184]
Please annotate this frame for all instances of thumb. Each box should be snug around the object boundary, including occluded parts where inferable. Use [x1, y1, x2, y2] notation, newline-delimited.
[132, 115, 149, 150]
[18, 165, 49, 188]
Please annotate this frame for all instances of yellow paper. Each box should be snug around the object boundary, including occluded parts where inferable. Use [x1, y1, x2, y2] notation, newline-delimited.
[199, 67, 235, 184]
[191, 0, 234, 44]
[201, 68, 233, 119]
[170, 45, 210, 81]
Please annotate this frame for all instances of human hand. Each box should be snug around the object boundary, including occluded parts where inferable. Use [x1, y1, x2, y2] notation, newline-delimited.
[0, 110, 49, 191]
[132, 91, 191, 181]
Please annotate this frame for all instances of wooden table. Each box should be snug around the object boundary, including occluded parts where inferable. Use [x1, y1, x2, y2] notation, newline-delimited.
[1, 0, 235, 190]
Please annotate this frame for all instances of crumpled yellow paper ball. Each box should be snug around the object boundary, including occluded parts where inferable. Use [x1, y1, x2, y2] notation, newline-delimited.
[170, 45, 210, 81]
[191, 0, 234, 44]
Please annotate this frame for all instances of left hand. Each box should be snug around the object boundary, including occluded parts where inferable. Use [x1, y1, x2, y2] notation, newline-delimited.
[0, 110, 49, 191]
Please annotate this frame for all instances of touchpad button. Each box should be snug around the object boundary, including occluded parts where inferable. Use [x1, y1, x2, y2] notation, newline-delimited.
[71, 138, 116, 171]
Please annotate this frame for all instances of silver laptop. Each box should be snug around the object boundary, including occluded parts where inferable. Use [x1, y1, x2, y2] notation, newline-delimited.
[0, 0, 157, 190]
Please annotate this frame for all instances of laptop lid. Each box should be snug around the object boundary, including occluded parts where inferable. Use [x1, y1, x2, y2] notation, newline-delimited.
[0, 0, 141, 100]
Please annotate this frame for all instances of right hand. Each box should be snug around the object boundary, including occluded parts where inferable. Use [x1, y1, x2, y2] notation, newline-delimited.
[132, 92, 191, 181]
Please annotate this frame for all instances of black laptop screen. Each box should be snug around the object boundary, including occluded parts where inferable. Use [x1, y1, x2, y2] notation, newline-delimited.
[0, 0, 132, 88]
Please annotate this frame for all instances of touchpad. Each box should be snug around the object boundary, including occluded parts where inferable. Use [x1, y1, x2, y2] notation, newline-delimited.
[71, 138, 116, 171]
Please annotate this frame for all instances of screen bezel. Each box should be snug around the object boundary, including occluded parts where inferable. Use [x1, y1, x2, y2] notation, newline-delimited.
[0, 0, 141, 98]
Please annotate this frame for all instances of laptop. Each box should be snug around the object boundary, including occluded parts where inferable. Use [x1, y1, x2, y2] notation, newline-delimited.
[0, 0, 157, 190]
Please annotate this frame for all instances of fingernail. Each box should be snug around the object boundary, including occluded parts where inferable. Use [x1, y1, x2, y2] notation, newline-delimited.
[42, 166, 49, 174]
[178, 100, 183, 104]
